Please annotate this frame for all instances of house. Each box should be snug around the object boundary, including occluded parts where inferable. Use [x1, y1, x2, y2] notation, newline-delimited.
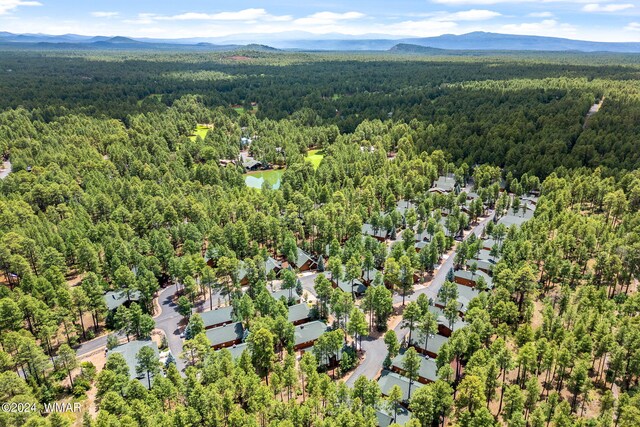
[481, 238, 498, 251]
[270, 288, 301, 304]
[390, 351, 439, 384]
[376, 407, 412, 427]
[453, 269, 493, 289]
[409, 330, 449, 358]
[427, 306, 468, 337]
[243, 159, 262, 171]
[288, 303, 312, 325]
[435, 283, 481, 316]
[326, 272, 367, 296]
[291, 247, 316, 271]
[201, 306, 234, 330]
[396, 200, 417, 216]
[266, 257, 283, 276]
[217, 342, 249, 360]
[362, 223, 387, 241]
[465, 258, 495, 274]
[205, 322, 244, 350]
[109, 339, 159, 382]
[294, 321, 328, 351]
[429, 175, 456, 194]
[104, 290, 141, 312]
[362, 268, 382, 285]
[377, 370, 423, 402]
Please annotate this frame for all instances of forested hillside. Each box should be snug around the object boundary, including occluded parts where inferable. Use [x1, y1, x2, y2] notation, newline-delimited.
[0, 50, 639, 427]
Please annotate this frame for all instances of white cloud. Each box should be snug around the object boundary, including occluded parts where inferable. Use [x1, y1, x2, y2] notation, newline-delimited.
[445, 9, 502, 20]
[126, 9, 293, 25]
[294, 11, 365, 26]
[0, 0, 41, 15]
[501, 19, 577, 37]
[91, 11, 119, 18]
[528, 12, 555, 17]
[625, 22, 640, 31]
[582, 3, 634, 12]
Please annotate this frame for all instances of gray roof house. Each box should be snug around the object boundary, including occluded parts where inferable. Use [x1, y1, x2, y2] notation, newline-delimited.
[362, 223, 387, 241]
[454, 269, 493, 289]
[436, 283, 482, 315]
[200, 305, 234, 329]
[292, 247, 316, 271]
[376, 407, 412, 427]
[377, 370, 424, 402]
[288, 303, 312, 325]
[109, 339, 159, 381]
[270, 288, 301, 304]
[104, 290, 141, 312]
[409, 330, 449, 358]
[217, 342, 249, 360]
[391, 351, 439, 384]
[205, 322, 244, 349]
[294, 320, 328, 350]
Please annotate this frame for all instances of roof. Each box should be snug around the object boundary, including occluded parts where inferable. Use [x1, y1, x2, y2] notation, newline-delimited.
[109, 339, 158, 380]
[288, 303, 312, 323]
[243, 160, 261, 169]
[293, 247, 315, 268]
[454, 269, 493, 289]
[104, 290, 141, 311]
[391, 351, 439, 383]
[377, 370, 423, 401]
[223, 342, 249, 360]
[270, 288, 301, 303]
[362, 268, 381, 283]
[327, 272, 366, 294]
[428, 306, 468, 332]
[440, 283, 482, 313]
[266, 257, 282, 273]
[294, 321, 328, 346]
[396, 200, 417, 215]
[362, 223, 387, 239]
[431, 176, 456, 193]
[481, 238, 498, 250]
[200, 306, 234, 328]
[409, 331, 449, 356]
[205, 322, 244, 347]
[466, 258, 495, 273]
[376, 407, 412, 427]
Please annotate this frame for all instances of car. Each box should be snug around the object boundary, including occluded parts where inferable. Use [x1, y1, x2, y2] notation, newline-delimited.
[179, 331, 186, 339]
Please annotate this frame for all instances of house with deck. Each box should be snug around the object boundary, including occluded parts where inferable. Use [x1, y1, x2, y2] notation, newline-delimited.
[201, 305, 234, 330]
[294, 321, 328, 351]
[390, 351, 439, 384]
[205, 322, 244, 350]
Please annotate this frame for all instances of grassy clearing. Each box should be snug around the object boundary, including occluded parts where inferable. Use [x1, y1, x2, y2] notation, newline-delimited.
[189, 125, 210, 141]
[305, 149, 324, 169]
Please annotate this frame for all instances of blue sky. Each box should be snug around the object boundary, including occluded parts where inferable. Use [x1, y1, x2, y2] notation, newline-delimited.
[1, 0, 640, 42]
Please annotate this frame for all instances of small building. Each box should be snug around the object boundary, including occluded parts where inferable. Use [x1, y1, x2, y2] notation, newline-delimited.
[266, 257, 283, 276]
[294, 320, 328, 351]
[328, 272, 367, 296]
[390, 351, 439, 384]
[292, 247, 316, 271]
[481, 238, 498, 251]
[465, 258, 495, 274]
[453, 269, 493, 289]
[362, 268, 382, 285]
[104, 290, 141, 312]
[376, 407, 412, 427]
[217, 342, 249, 360]
[243, 159, 262, 171]
[201, 306, 234, 330]
[288, 303, 312, 325]
[427, 306, 468, 338]
[270, 288, 301, 304]
[435, 283, 481, 316]
[109, 339, 159, 382]
[205, 322, 244, 350]
[396, 200, 417, 216]
[362, 223, 387, 241]
[409, 331, 449, 358]
[377, 370, 423, 402]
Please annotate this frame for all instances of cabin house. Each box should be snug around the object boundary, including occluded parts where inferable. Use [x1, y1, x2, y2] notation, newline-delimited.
[362, 268, 382, 285]
[242, 159, 262, 172]
[453, 269, 493, 289]
[291, 247, 316, 271]
[270, 288, 301, 304]
[429, 175, 457, 194]
[217, 342, 249, 360]
[396, 200, 417, 216]
[481, 238, 498, 251]
[377, 370, 423, 402]
[362, 223, 388, 242]
[288, 303, 312, 325]
[104, 290, 141, 312]
[409, 331, 449, 358]
[201, 305, 234, 330]
[390, 351, 439, 384]
[435, 283, 481, 316]
[376, 407, 412, 427]
[466, 258, 495, 274]
[109, 339, 159, 382]
[294, 320, 328, 351]
[205, 322, 244, 350]
[325, 272, 367, 296]
[427, 306, 468, 337]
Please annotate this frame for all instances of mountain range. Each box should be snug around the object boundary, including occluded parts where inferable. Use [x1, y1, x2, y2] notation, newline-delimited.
[1, 31, 640, 53]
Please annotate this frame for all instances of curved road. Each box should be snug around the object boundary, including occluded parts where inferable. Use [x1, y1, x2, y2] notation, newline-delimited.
[346, 211, 494, 386]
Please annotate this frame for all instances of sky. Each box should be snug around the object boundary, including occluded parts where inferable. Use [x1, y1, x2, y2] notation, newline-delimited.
[1, 0, 640, 42]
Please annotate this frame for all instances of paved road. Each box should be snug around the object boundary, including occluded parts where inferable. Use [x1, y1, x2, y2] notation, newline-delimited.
[154, 284, 186, 372]
[345, 211, 494, 386]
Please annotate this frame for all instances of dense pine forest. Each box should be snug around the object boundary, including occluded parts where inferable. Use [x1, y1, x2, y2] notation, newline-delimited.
[0, 49, 639, 427]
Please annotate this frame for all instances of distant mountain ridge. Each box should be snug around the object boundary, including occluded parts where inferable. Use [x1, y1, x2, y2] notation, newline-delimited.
[1, 31, 640, 53]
